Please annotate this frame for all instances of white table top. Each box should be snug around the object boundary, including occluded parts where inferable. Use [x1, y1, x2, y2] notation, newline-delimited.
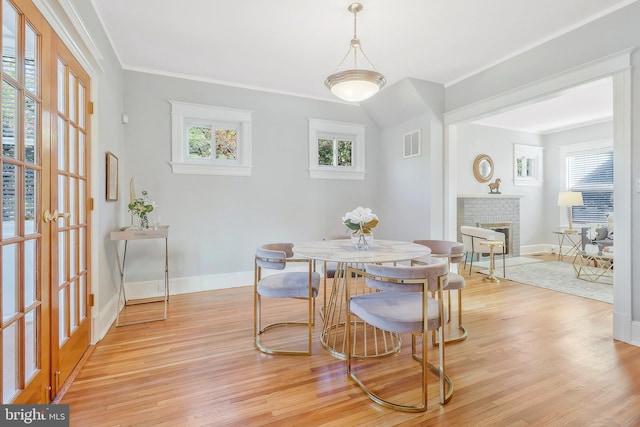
[294, 239, 431, 264]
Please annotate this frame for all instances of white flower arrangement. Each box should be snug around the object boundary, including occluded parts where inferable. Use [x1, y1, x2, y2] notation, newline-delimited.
[342, 206, 379, 234]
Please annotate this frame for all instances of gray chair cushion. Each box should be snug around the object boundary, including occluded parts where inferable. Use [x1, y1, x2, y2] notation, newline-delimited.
[350, 292, 441, 333]
[258, 272, 320, 298]
[444, 272, 465, 291]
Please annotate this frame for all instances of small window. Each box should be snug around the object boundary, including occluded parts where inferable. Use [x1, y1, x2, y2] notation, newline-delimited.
[170, 101, 252, 176]
[308, 118, 365, 180]
[513, 144, 543, 186]
[318, 135, 352, 166]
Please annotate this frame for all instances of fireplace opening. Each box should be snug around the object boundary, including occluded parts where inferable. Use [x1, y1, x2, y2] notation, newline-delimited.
[477, 222, 512, 255]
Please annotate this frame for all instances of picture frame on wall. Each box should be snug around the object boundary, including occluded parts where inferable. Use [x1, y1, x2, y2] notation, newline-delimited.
[106, 151, 118, 201]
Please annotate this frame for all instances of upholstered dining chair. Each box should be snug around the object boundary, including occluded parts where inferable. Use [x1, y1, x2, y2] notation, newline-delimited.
[345, 259, 454, 412]
[413, 240, 467, 344]
[460, 225, 506, 277]
[254, 243, 320, 355]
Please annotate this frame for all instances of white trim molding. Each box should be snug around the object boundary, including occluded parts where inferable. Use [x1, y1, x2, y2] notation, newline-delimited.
[308, 118, 366, 180]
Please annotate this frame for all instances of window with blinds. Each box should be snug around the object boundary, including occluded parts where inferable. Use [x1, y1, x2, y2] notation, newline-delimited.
[567, 150, 613, 223]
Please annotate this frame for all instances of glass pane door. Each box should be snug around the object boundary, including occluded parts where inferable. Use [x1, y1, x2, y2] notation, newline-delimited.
[1, 0, 48, 404]
[51, 37, 91, 398]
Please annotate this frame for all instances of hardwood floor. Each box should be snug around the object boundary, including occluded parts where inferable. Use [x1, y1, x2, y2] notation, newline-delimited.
[61, 259, 640, 426]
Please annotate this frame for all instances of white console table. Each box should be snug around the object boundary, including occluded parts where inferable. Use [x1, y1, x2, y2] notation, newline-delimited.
[110, 226, 169, 326]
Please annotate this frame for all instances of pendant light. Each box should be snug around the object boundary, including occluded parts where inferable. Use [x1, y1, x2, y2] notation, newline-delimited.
[325, 3, 386, 102]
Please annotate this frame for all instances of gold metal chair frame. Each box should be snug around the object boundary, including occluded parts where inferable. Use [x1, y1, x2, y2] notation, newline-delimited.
[413, 256, 468, 345]
[345, 266, 453, 412]
[253, 254, 316, 356]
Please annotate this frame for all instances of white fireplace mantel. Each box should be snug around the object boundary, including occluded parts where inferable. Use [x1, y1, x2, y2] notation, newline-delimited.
[457, 194, 524, 199]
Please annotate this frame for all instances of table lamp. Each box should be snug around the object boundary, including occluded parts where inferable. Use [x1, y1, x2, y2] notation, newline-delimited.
[557, 191, 583, 232]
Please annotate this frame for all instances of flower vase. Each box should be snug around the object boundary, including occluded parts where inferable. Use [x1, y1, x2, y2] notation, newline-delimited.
[351, 232, 373, 250]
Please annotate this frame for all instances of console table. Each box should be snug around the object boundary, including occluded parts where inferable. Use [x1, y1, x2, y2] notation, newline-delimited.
[110, 226, 170, 326]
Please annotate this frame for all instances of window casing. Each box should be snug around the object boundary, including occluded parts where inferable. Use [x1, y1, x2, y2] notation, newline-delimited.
[170, 101, 252, 176]
[308, 118, 365, 180]
[565, 143, 613, 223]
[513, 144, 543, 186]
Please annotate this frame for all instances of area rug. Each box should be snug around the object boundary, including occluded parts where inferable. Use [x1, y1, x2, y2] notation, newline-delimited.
[480, 261, 613, 304]
[473, 256, 543, 269]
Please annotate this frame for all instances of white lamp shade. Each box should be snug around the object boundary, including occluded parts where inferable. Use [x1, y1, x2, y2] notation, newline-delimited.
[557, 191, 584, 207]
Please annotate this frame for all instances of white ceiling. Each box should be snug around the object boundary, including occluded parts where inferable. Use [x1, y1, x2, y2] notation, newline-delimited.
[471, 77, 614, 134]
[91, 0, 631, 128]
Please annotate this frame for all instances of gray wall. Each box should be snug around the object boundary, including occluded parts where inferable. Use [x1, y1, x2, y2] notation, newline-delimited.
[122, 71, 380, 281]
[455, 123, 544, 248]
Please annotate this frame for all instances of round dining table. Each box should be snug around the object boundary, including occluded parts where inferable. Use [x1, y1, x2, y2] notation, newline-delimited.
[294, 239, 431, 359]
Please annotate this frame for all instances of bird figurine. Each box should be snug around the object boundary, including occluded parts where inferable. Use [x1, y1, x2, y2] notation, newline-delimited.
[488, 178, 501, 194]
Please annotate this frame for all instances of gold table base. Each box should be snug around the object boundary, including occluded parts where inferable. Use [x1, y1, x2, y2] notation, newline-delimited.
[321, 262, 401, 360]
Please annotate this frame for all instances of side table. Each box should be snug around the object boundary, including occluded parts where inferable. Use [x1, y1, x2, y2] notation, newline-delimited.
[110, 226, 170, 326]
[552, 230, 582, 261]
[479, 240, 504, 282]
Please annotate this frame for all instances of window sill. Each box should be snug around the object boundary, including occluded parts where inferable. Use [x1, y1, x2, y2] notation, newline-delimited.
[170, 162, 252, 176]
[308, 168, 365, 180]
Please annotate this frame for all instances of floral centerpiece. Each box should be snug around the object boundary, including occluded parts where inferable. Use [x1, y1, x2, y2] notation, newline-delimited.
[342, 206, 378, 249]
[128, 190, 155, 229]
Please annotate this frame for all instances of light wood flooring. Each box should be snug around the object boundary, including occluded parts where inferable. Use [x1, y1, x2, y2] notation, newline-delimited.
[60, 257, 640, 426]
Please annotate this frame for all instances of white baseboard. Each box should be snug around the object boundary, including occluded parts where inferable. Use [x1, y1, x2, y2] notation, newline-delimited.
[520, 244, 550, 255]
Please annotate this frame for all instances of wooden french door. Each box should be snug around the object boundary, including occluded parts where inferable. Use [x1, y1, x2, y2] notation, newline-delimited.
[0, 0, 91, 404]
[50, 30, 91, 400]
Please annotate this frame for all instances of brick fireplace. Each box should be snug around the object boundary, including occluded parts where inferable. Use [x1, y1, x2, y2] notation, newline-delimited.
[457, 194, 522, 256]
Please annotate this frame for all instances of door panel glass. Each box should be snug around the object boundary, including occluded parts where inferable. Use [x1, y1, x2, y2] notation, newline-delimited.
[2, 163, 17, 239]
[69, 229, 76, 279]
[24, 24, 37, 93]
[2, 244, 18, 320]
[2, 322, 19, 403]
[57, 59, 65, 113]
[24, 310, 37, 381]
[58, 231, 66, 286]
[24, 168, 36, 234]
[58, 175, 66, 219]
[2, 0, 17, 80]
[57, 117, 66, 169]
[79, 275, 86, 320]
[58, 288, 66, 344]
[69, 177, 76, 225]
[79, 179, 85, 223]
[78, 132, 84, 176]
[68, 128, 75, 174]
[2, 80, 18, 158]
[70, 280, 77, 330]
[24, 239, 36, 306]
[78, 84, 84, 128]
[79, 227, 85, 271]
[24, 95, 37, 164]
[68, 73, 75, 123]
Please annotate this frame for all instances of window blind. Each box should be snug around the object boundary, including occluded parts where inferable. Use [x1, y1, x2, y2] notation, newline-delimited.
[567, 150, 613, 223]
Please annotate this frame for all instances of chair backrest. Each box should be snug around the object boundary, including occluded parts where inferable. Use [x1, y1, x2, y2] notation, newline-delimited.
[255, 243, 294, 270]
[364, 258, 448, 293]
[460, 226, 506, 253]
[413, 240, 465, 265]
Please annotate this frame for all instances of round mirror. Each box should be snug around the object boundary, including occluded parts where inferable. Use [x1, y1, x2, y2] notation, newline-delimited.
[473, 154, 494, 183]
